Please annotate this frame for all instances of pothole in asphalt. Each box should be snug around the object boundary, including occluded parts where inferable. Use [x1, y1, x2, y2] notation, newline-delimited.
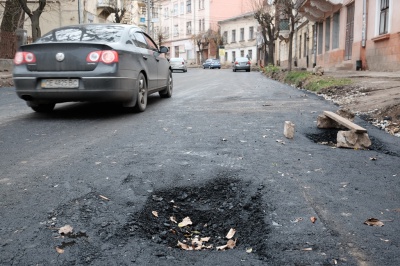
[306, 129, 338, 147]
[306, 129, 400, 157]
[123, 177, 270, 257]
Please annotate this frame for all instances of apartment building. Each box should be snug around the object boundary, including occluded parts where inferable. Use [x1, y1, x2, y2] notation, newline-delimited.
[154, 0, 253, 65]
[293, 0, 400, 71]
[218, 12, 259, 66]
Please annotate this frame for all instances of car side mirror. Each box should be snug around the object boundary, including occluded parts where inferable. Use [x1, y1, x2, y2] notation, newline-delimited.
[159, 46, 169, 53]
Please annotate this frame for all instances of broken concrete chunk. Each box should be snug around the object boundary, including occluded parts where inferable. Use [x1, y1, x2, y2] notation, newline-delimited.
[336, 131, 371, 149]
[317, 114, 344, 129]
[284, 121, 295, 139]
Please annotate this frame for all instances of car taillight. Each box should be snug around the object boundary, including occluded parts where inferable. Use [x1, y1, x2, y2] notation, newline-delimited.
[247, 61, 251, 65]
[86, 50, 118, 64]
[235, 61, 239, 65]
[14, 52, 36, 65]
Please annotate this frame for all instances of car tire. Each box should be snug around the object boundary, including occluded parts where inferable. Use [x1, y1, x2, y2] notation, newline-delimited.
[29, 103, 55, 113]
[133, 72, 147, 112]
[246, 69, 250, 72]
[159, 70, 173, 98]
[233, 68, 236, 72]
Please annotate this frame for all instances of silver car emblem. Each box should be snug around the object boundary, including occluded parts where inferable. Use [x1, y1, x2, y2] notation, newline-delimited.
[55, 52, 65, 62]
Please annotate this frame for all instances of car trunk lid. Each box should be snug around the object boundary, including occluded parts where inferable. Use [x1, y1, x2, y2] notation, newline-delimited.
[20, 43, 114, 72]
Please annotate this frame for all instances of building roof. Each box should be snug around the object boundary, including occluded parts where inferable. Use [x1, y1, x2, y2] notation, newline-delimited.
[218, 12, 256, 24]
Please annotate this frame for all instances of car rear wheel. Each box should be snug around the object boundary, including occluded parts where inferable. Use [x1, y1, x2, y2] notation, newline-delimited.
[159, 70, 173, 98]
[29, 102, 55, 113]
[133, 73, 147, 112]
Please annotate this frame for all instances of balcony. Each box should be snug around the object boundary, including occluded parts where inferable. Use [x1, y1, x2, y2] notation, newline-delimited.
[97, 0, 117, 19]
[299, 0, 343, 21]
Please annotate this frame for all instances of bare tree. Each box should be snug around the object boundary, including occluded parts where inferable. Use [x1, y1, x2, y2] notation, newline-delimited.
[18, 0, 46, 42]
[252, 0, 278, 66]
[156, 32, 167, 48]
[112, 7, 126, 23]
[1, 0, 24, 32]
[206, 28, 223, 59]
[0, 0, 25, 58]
[192, 31, 208, 63]
[275, 0, 302, 71]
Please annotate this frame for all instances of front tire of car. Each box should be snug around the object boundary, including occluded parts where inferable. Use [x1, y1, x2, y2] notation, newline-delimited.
[159, 69, 173, 98]
[133, 73, 148, 112]
[28, 102, 55, 113]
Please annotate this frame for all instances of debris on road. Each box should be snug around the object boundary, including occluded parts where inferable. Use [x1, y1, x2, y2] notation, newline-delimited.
[364, 218, 384, 227]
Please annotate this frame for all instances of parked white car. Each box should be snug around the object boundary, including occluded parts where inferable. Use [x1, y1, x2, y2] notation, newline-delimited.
[169, 57, 187, 72]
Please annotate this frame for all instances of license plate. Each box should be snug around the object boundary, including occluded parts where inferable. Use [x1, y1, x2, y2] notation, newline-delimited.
[41, 79, 79, 88]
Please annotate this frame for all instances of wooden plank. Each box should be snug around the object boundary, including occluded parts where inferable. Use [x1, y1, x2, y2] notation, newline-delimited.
[323, 111, 367, 133]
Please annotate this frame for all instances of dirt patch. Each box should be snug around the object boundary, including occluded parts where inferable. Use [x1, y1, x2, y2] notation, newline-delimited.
[264, 69, 400, 136]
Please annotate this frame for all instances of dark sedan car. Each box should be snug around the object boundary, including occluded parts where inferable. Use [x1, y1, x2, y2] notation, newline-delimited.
[202, 58, 221, 69]
[13, 23, 172, 113]
[232, 57, 251, 72]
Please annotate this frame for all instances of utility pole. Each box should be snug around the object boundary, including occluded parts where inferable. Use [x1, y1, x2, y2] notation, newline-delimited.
[147, 0, 151, 34]
[78, 0, 83, 24]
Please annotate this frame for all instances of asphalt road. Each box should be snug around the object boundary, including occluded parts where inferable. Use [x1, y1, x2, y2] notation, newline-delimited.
[0, 69, 399, 265]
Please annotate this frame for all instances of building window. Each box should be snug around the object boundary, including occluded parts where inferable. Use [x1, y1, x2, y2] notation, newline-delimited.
[299, 35, 302, 59]
[186, 0, 191, 13]
[202, 19, 205, 32]
[303, 33, 307, 57]
[249, 26, 254, 39]
[224, 52, 228, 62]
[317, 22, 323, 55]
[240, 50, 244, 57]
[174, 24, 179, 36]
[164, 7, 169, 19]
[332, 12, 340, 49]
[223, 31, 228, 44]
[280, 18, 289, 31]
[199, 0, 204, 10]
[173, 2, 178, 16]
[248, 49, 252, 60]
[325, 17, 331, 52]
[379, 0, 389, 34]
[232, 51, 236, 61]
[232, 29, 236, 42]
[240, 28, 244, 41]
[164, 27, 169, 38]
[180, 2, 184, 15]
[174, 46, 179, 57]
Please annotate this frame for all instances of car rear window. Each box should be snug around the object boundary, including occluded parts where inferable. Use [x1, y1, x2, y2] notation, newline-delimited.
[170, 58, 183, 62]
[37, 25, 125, 43]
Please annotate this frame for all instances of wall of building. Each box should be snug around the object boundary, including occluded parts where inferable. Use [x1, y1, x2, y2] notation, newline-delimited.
[361, 0, 400, 71]
[219, 14, 258, 66]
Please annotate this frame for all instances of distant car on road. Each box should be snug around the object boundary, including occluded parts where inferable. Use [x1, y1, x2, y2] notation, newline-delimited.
[169, 57, 187, 72]
[13, 23, 172, 113]
[202, 58, 221, 69]
[232, 57, 251, 72]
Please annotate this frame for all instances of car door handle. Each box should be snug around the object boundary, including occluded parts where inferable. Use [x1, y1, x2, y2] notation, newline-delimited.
[143, 56, 148, 60]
